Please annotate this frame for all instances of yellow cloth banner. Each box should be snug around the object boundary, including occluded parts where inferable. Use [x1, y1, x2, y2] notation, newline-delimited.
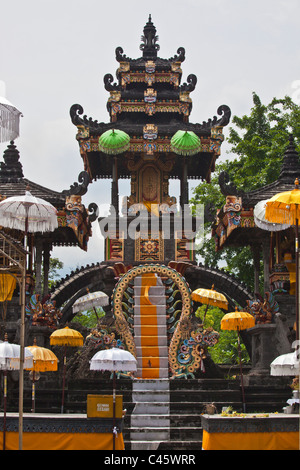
[202, 430, 299, 450]
[0, 431, 124, 451]
[140, 273, 159, 378]
[0, 273, 17, 302]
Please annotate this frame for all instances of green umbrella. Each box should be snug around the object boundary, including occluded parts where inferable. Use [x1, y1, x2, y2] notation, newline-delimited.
[98, 129, 130, 155]
[170, 130, 201, 156]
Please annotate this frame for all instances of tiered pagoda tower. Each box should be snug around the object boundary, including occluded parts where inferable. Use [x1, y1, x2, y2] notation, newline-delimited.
[70, 16, 231, 266]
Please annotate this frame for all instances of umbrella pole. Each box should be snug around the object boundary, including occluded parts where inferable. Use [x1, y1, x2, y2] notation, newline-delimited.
[237, 330, 246, 413]
[18, 261, 26, 450]
[296, 219, 299, 341]
[113, 371, 116, 451]
[3, 369, 7, 450]
[61, 346, 66, 413]
[202, 304, 209, 324]
[31, 370, 35, 413]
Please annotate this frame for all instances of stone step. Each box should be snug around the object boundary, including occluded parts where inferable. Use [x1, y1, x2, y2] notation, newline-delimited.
[131, 414, 170, 427]
[133, 325, 167, 335]
[134, 315, 167, 325]
[134, 278, 164, 288]
[133, 379, 170, 390]
[132, 402, 170, 414]
[130, 427, 170, 441]
[134, 336, 168, 346]
[136, 345, 169, 356]
[135, 368, 169, 379]
[134, 301, 166, 309]
[137, 357, 169, 369]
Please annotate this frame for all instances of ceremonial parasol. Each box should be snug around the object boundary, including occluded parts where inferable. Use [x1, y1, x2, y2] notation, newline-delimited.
[90, 347, 137, 450]
[254, 199, 290, 232]
[72, 289, 109, 321]
[265, 178, 300, 340]
[0, 189, 58, 233]
[270, 350, 300, 377]
[0, 187, 58, 449]
[170, 130, 201, 156]
[0, 334, 33, 450]
[192, 284, 228, 324]
[50, 326, 83, 413]
[26, 338, 58, 412]
[221, 307, 255, 412]
[0, 96, 22, 143]
[98, 129, 130, 155]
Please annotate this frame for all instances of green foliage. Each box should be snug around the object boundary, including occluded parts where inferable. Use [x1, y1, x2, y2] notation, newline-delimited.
[71, 307, 105, 328]
[190, 92, 300, 293]
[195, 305, 250, 364]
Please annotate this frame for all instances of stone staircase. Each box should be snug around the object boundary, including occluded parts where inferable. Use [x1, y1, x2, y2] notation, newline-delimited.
[130, 379, 170, 450]
[133, 274, 168, 379]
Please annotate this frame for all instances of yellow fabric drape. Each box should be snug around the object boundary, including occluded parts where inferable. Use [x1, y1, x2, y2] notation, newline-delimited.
[202, 430, 299, 451]
[0, 431, 124, 451]
[0, 273, 17, 302]
[143, 201, 160, 216]
[140, 273, 160, 378]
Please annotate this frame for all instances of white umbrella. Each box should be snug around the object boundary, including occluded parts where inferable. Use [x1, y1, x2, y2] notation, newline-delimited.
[254, 199, 290, 232]
[90, 347, 137, 450]
[0, 335, 33, 450]
[0, 188, 58, 450]
[270, 351, 300, 376]
[72, 290, 109, 318]
[0, 96, 22, 143]
[0, 189, 58, 233]
[90, 347, 137, 372]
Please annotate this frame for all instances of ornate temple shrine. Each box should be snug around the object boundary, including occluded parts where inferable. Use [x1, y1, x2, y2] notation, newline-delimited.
[70, 15, 230, 266]
[58, 16, 258, 381]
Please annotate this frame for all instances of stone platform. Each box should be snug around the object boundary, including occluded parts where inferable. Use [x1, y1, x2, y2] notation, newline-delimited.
[0, 413, 124, 450]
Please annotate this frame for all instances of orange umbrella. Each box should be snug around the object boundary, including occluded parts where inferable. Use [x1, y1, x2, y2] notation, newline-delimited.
[221, 307, 255, 412]
[50, 326, 83, 413]
[265, 178, 300, 340]
[192, 285, 228, 324]
[26, 338, 58, 412]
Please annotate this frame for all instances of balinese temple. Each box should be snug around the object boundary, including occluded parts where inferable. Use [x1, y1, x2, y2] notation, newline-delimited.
[0, 16, 297, 452]
[60, 15, 259, 381]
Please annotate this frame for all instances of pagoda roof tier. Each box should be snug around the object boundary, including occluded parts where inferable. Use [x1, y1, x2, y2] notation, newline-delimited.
[212, 135, 300, 251]
[114, 15, 186, 69]
[70, 104, 230, 182]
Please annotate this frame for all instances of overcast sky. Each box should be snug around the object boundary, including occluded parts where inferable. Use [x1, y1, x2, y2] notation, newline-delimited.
[1, 0, 300, 276]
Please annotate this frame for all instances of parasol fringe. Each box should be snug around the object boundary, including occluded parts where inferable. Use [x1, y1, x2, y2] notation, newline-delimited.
[265, 205, 298, 225]
[0, 105, 21, 143]
[50, 338, 83, 346]
[98, 142, 130, 155]
[170, 145, 201, 156]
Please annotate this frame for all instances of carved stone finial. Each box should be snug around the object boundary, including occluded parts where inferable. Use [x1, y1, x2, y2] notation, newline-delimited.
[278, 134, 300, 182]
[140, 15, 160, 59]
[0, 140, 24, 181]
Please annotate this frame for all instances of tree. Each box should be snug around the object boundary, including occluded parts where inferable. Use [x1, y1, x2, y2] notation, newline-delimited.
[190, 93, 300, 291]
[195, 305, 250, 365]
[72, 307, 105, 328]
[41, 257, 64, 290]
